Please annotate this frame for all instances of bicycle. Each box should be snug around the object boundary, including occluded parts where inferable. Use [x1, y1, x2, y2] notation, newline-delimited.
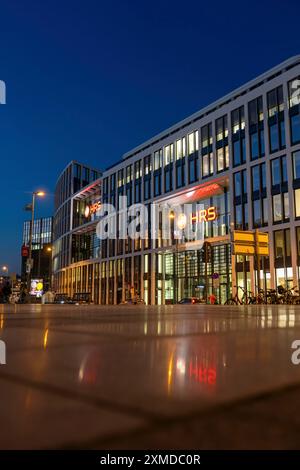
[247, 288, 265, 304]
[278, 285, 300, 305]
[224, 286, 251, 305]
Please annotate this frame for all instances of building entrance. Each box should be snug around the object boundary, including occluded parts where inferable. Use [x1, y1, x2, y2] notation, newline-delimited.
[162, 243, 231, 305]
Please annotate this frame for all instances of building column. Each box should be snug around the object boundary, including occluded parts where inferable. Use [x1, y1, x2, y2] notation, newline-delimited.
[161, 252, 165, 305]
[141, 253, 145, 301]
[268, 237, 276, 290]
[231, 254, 237, 297]
[105, 262, 109, 305]
[151, 253, 156, 305]
[249, 256, 256, 294]
[122, 259, 126, 303]
[91, 263, 95, 302]
[113, 260, 117, 305]
[99, 263, 102, 304]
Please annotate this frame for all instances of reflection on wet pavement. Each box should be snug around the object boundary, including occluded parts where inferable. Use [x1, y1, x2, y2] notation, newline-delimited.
[0, 304, 300, 449]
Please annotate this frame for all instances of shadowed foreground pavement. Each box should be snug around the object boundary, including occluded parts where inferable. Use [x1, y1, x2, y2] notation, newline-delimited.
[0, 303, 300, 449]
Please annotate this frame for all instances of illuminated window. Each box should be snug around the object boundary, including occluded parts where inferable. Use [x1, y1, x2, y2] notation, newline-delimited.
[176, 139, 182, 159]
[201, 123, 212, 148]
[188, 131, 199, 155]
[201, 123, 213, 177]
[273, 193, 289, 223]
[154, 150, 162, 170]
[217, 148, 224, 171]
[117, 169, 124, 188]
[126, 165, 133, 183]
[216, 115, 228, 141]
[144, 155, 152, 175]
[295, 189, 300, 218]
[175, 137, 186, 160]
[274, 230, 291, 288]
[288, 78, 300, 145]
[164, 144, 174, 165]
[202, 152, 213, 177]
[215, 115, 229, 172]
[288, 77, 300, 108]
[134, 160, 142, 179]
[232, 106, 245, 134]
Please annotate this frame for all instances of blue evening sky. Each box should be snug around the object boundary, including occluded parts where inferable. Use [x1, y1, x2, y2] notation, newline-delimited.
[0, 0, 300, 273]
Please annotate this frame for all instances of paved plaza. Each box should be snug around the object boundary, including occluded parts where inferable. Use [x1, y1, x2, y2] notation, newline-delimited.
[0, 303, 300, 449]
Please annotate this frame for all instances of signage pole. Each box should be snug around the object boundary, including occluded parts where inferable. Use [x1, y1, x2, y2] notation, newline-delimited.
[27, 192, 36, 296]
[205, 243, 208, 304]
[204, 242, 211, 304]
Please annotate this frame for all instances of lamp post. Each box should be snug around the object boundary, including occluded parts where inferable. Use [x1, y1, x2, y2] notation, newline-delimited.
[46, 246, 52, 290]
[26, 191, 45, 295]
[1, 266, 8, 275]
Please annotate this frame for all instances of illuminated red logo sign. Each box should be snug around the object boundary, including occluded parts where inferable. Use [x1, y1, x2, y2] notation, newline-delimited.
[21, 245, 29, 257]
[85, 201, 101, 218]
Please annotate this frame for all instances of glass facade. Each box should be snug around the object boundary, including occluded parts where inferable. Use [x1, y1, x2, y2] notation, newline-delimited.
[53, 161, 102, 282]
[53, 58, 300, 304]
[232, 106, 246, 166]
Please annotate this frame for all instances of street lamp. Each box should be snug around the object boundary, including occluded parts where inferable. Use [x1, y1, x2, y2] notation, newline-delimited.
[1, 266, 8, 282]
[46, 246, 53, 290]
[26, 191, 46, 294]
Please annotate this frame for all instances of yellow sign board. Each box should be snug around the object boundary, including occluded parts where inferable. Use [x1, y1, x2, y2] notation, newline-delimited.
[257, 246, 269, 256]
[233, 231, 255, 243]
[257, 233, 269, 245]
[233, 244, 256, 255]
[232, 230, 269, 256]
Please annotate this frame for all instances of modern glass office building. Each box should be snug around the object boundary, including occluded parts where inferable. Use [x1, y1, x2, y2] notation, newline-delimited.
[52, 161, 102, 295]
[53, 56, 300, 304]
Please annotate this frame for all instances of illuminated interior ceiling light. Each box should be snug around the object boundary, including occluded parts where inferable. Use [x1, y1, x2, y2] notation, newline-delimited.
[85, 206, 90, 218]
[177, 213, 187, 230]
[182, 183, 223, 202]
[195, 183, 223, 199]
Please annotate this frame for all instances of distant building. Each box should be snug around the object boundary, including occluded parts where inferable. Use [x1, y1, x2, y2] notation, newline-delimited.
[21, 217, 53, 288]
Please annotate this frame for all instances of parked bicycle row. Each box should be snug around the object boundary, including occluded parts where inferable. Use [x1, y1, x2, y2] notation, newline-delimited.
[225, 285, 300, 305]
